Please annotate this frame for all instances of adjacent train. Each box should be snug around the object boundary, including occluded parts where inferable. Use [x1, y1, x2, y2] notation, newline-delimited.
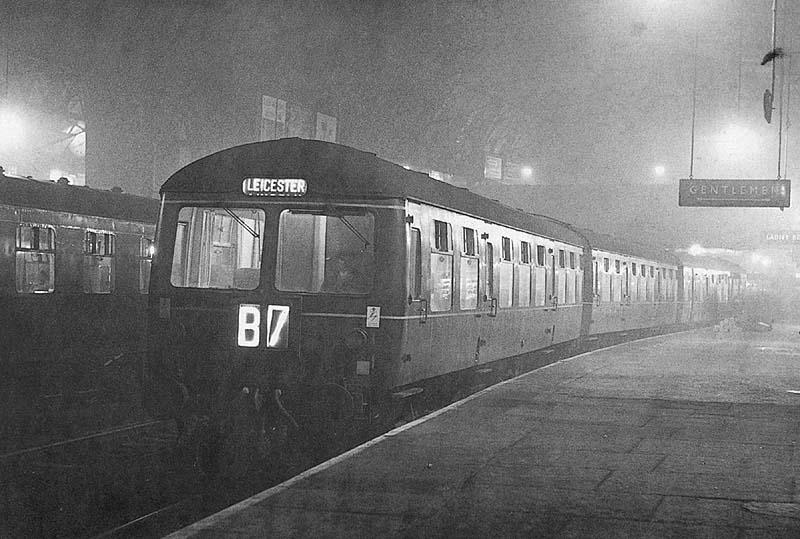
[0, 169, 158, 443]
[143, 138, 745, 467]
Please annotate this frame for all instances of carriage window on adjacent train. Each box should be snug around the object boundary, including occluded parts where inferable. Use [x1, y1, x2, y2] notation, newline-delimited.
[139, 237, 155, 294]
[16, 225, 55, 294]
[171, 207, 265, 290]
[275, 209, 372, 294]
[462, 227, 476, 256]
[83, 230, 116, 294]
[536, 245, 545, 266]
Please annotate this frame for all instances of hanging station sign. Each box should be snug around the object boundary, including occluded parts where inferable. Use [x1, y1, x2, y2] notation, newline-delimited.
[678, 179, 790, 208]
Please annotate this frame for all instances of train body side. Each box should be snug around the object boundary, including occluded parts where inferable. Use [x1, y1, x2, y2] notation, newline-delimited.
[144, 139, 742, 464]
[0, 175, 157, 427]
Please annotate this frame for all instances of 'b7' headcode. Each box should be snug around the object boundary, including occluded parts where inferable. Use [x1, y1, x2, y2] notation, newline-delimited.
[237, 303, 290, 348]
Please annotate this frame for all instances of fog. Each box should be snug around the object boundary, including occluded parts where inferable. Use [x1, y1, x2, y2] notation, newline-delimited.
[3, 0, 800, 252]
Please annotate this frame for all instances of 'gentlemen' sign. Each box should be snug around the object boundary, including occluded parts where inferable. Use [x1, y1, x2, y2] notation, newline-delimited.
[678, 179, 790, 208]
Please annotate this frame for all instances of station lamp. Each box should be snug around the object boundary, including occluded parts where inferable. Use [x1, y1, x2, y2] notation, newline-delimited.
[0, 104, 25, 148]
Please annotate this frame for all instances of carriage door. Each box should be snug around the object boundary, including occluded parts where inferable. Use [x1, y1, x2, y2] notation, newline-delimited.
[624, 263, 630, 305]
[474, 232, 497, 364]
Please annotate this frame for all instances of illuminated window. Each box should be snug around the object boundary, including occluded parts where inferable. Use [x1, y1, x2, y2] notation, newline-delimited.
[16, 224, 55, 294]
[139, 237, 154, 294]
[173, 207, 267, 290]
[84, 230, 115, 293]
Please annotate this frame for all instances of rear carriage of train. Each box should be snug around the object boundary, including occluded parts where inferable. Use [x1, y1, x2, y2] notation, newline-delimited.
[583, 232, 681, 335]
[678, 255, 740, 324]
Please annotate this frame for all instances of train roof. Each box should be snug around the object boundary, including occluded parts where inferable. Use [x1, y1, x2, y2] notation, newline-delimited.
[676, 253, 747, 275]
[162, 138, 588, 246]
[578, 228, 680, 266]
[0, 173, 159, 224]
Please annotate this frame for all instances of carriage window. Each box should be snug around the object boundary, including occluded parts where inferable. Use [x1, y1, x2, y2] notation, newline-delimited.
[615, 259, 620, 274]
[603, 258, 610, 272]
[463, 227, 476, 256]
[486, 242, 495, 298]
[460, 228, 478, 310]
[434, 220, 451, 252]
[139, 237, 155, 294]
[171, 207, 266, 290]
[632, 262, 637, 276]
[84, 230, 115, 293]
[501, 237, 512, 261]
[276, 209, 373, 294]
[569, 251, 576, 270]
[558, 249, 565, 268]
[536, 245, 545, 266]
[410, 227, 422, 299]
[520, 241, 531, 264]
[16, 224, 55, 293]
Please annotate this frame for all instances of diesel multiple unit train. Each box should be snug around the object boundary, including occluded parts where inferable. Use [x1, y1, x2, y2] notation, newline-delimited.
[0, 169, 158, 443]
[143, 138, 746, 467]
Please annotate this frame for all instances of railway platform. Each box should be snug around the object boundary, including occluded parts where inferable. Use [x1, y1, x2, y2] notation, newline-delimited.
[166, 324, 800, 538]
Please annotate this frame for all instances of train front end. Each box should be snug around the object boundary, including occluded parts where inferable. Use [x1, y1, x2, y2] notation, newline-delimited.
[144, 141, 404, 471]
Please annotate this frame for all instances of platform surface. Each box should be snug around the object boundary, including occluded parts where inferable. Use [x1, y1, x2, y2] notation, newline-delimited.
[166, 324, 800, 538]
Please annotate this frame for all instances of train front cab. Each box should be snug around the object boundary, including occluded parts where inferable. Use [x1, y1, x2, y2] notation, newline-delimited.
[145, 188, 418, 459]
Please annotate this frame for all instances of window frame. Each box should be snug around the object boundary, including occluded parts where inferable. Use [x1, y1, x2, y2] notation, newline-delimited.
[15, 224, 56, 294]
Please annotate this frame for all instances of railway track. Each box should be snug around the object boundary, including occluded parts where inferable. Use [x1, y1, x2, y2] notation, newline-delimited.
[2, 326, 689, 539]
[0, 419, 193, 538]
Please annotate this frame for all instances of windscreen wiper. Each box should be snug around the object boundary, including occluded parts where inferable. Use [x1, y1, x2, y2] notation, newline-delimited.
[338, 216, 371, 248]
[223, 208, 260, 238]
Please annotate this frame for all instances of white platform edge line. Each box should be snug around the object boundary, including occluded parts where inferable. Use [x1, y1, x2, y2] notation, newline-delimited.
[163, 329, 686, 538]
